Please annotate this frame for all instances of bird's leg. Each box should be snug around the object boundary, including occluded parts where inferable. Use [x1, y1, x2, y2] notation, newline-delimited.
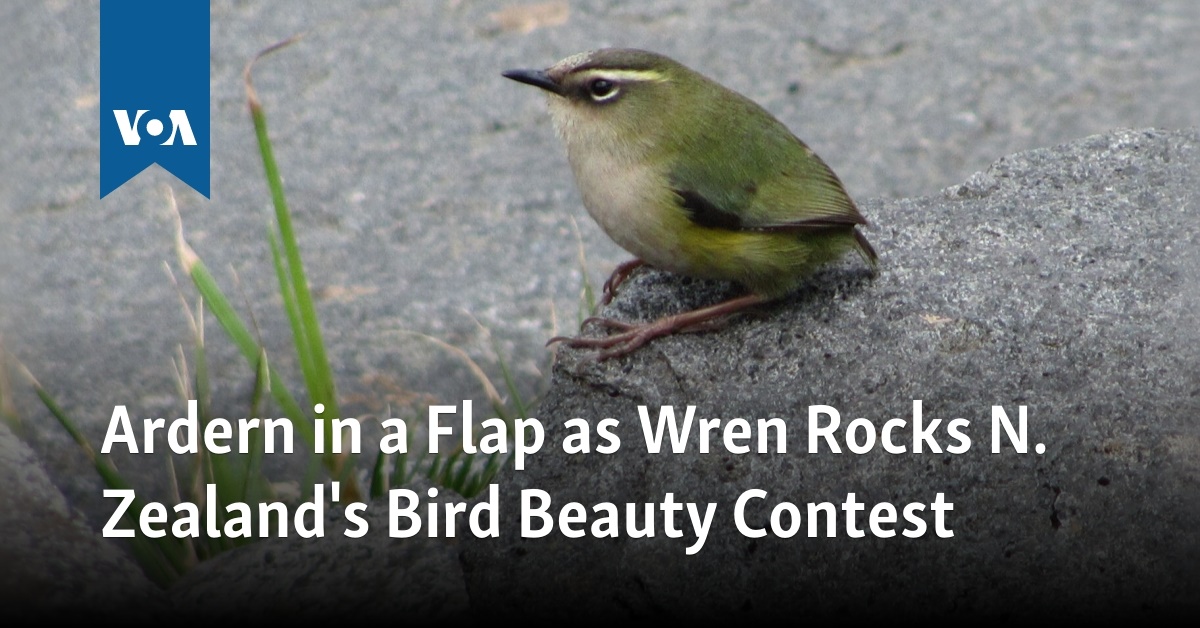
[579, 316, 638, 331]
[549, 294, 767, 360]
[598, 258, 645, 306]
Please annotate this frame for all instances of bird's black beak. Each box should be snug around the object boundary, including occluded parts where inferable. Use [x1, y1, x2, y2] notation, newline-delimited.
[502, 68, 563, 96]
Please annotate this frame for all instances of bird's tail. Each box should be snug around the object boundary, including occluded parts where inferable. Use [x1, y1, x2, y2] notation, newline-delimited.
[853, 228, 879, 270]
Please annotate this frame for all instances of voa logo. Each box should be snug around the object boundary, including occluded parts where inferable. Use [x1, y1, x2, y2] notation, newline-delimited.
[112, 109, 197, 146]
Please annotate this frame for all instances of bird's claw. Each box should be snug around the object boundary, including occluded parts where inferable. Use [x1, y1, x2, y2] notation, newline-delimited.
[546, 316, 637, 347]
[549, 294, 768, 361]
[547, 316, 725, 359]
[598, 259, 645, 306]
[547, 324, 660, 360]
[580, 316, 637, 331]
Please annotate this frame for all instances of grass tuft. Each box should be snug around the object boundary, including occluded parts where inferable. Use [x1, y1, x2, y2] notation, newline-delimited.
[13, 36, 540, 585]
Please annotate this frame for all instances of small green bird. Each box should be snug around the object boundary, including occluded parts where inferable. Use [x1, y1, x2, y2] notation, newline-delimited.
[503, 48, 877, 360]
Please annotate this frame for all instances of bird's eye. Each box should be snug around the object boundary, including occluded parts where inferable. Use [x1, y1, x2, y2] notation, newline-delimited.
[587, 78, 619, 101]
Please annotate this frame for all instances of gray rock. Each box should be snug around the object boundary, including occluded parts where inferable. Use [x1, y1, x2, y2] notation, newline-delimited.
[170, 478, 471, 622]
[3, 0, 1200, 620]
[0, 423, 170, 621]
[461, 127, 1200, 620]
[3, 0, 1199, 534]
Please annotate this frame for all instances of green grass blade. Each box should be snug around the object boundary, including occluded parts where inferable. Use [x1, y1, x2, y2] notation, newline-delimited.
[190, 259, 311, 444]
[173, 230, 312, 448]
[369, 449, 389, 499]
[23, 369, 190, 584]
[269, 230, 317, 406]
[474, 450, 508, 497]
[237, 348, 272, 506]
[569, 215, 598, 323]
[491, 340, 527, 423]
[451, 454, 474, 492]
[246, 41, 360, 500]
[0, 344, 19, 431]
[247, 62, 337, 418]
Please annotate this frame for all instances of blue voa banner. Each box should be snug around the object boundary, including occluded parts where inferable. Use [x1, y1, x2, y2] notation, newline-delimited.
[100, 1, 210, 198]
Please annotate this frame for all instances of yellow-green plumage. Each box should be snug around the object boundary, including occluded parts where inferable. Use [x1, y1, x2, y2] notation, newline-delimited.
[503, 48, 876, 358]
[676, 228, 860, 298]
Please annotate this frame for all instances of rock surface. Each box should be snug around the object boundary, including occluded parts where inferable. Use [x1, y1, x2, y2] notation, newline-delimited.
[460, 127, 1200, 620]
[0, 423, 170, 622]
[3, 0, 1199, 620]
[2, 0, 1198, 533]
[169, 478, 471, 623]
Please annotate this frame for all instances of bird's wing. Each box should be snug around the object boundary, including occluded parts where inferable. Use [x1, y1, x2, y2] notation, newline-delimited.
[668, 125, 866, 232]
[670, 159, 865, 233]
[674, 186, 864, 233]
[672, 182, 878, 265]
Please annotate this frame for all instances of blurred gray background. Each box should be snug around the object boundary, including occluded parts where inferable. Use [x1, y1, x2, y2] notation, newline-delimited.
[1, 0, 1197, 524]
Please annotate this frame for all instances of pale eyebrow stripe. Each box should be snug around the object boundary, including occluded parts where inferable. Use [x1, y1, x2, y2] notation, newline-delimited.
[575, 68, 668, 83]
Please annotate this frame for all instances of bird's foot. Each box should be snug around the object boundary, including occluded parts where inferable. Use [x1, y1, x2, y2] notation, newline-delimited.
[548, 293, 767, 361]
[548, 317, 686, 360]
[598, 259, 646, 306]
[579, 316, 637, 331]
